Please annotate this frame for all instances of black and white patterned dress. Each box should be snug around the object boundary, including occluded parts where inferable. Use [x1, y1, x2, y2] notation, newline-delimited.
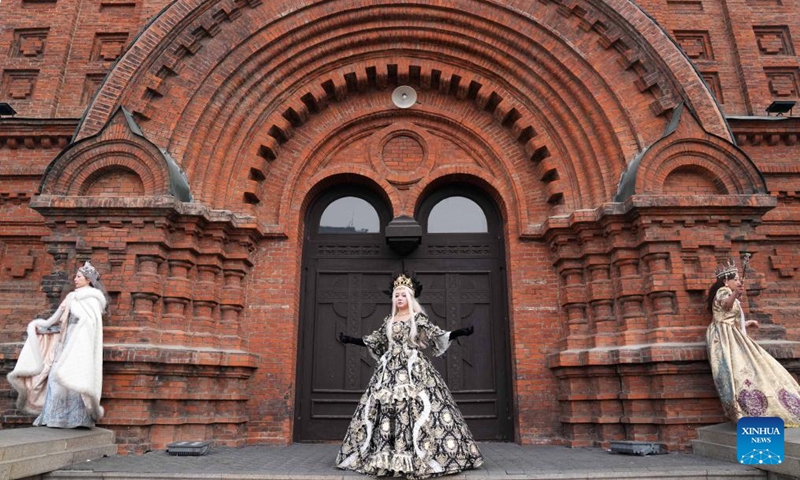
[335, 313, 483, 479]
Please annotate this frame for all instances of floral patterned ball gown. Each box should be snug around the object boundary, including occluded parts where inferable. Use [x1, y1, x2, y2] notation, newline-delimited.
[336, 312, 483, 479]
[707, 286, 800, 423]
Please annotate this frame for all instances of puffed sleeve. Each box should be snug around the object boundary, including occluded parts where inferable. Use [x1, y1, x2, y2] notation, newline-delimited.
[415, 313, 452, 357]
[362, 318, 389, 360]
[714, 286, 733, 308]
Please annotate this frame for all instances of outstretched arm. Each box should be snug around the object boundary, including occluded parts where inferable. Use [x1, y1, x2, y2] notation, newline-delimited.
[338, 332, 366, 347]
[449, 326, 474, 341]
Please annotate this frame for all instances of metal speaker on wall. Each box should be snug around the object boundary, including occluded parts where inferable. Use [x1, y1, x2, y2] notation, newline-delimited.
[392, 86, 417, 109]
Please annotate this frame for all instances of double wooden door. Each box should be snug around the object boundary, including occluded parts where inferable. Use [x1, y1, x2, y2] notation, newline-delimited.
[294, 187, 512, 442]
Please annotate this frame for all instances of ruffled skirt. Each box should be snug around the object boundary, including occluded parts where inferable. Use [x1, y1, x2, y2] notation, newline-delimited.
[336, 350, 483, 479]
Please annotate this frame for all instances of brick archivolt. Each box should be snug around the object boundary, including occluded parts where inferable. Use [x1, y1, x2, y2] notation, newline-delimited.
[73, 0, 729, 219]
[628, 110, 766, 197]
[635, 138, 765, 196]
[40, 109, 180, 199]
[281, 107, 527, 232]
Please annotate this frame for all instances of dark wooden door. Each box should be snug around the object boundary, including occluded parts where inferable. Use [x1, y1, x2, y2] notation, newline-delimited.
[294, 186, 511, 442]
[404, 260, 511, 441]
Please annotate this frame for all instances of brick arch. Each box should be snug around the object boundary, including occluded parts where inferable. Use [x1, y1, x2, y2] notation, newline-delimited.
[42, 144, 164, 197]
[634, 138, 765, 196]
[73, 0, 729, 216]
[40, 108, 192, 200]
[412, 169, 513, 231]
[277, 105, 536, 236]
[296, 169, 400, 231]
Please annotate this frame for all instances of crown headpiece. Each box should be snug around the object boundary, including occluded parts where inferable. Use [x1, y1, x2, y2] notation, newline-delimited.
[393, 274, 414, 291]
[388, 273, 422, 298]
[714, 258, 738, 279]
[78, 261, 99, 284]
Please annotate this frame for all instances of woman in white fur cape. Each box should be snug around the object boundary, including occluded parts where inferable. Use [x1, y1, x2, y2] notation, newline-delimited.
[8, 261, 107, 428]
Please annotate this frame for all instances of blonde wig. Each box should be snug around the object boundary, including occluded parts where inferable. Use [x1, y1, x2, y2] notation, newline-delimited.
[388, 286, 428, 348]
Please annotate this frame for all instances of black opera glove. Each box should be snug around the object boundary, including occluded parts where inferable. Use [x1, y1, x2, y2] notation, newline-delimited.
[449, 326, 474, 341]
[338, 332, 366, 347]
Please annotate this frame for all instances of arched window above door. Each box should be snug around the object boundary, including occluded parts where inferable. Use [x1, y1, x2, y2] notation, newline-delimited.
[319, 196, 381, 234]
[427, 196, 488, 233]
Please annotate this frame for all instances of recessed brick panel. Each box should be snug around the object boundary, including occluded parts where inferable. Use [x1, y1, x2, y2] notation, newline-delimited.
[702, 72, 724, 104]
[754, 26, 795, 55]
[82, 73, 107, 106]
[674, 31, 714, 60]
[81, 167, 145, 196]
[663, 167, 725, 194]
[12, 29, 50, 58]
[92, 33, 129, 62]
[765, 67, 800, 97]
[666, 0, 703, 12]
[381, 134, 424, 172]
[1, 70, 38, 100]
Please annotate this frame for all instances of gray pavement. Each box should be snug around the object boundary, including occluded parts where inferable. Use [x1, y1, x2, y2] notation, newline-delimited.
[49, 442, 768, 480]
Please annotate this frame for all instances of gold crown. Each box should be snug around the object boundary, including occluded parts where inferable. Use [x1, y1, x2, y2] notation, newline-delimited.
[715, 258, 738, 279]
[393, 275, 414, 291]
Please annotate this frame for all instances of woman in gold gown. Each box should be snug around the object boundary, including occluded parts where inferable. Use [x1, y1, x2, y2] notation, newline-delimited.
[706, 259, 800, 424]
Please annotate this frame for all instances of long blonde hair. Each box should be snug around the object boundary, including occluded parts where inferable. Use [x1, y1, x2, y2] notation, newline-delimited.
[388, 286, 427, 348]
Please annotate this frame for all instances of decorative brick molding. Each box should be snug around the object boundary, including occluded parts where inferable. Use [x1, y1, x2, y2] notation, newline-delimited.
[92, 33, 130, 62]
[765, 67, 800, 97]
[1, 70, 38, 100]
[702, 72, 724, 104]
[12, 28, 49, 58]
[666, 0, 703, 11]
[101, 345, 257, 453]
[72, 0, 728, 218]
[0, 118, 75, 150]
[4, 0, 799, 455]
[22, 194, 265, 452]
[544, 193, 779, 449]
[754, 26, 795, 56]
[39, 108, 190, 200]
[674, 31, 714, 60]
[616, 105, 766, 199]
[729, 116, 800, 148]
[82, 73, 108, 107]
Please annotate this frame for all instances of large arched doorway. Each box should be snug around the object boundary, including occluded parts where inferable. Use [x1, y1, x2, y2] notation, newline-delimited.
[294, 184, 512, 442]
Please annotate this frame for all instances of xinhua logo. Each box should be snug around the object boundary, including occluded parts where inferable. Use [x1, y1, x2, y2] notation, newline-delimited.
[737, 417, 784, 465]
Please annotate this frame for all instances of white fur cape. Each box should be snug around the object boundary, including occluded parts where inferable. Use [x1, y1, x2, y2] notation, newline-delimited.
[7, 286, 106, 419]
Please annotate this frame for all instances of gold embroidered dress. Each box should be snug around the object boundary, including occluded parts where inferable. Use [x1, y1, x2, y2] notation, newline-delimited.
[707, 286, 800, 424]
[336, 312, 483, 479]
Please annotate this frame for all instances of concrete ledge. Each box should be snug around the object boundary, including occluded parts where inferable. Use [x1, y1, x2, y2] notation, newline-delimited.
[0, 427, 116, 479]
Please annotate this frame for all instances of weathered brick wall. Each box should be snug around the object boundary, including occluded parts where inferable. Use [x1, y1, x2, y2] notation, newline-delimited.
[0, 0, 170, 117]
[637, 0, 800, 116]
[0, 0, 799, 453]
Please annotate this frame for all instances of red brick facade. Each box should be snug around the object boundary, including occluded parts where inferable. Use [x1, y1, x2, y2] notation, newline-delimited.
[1, 0, 799, 453]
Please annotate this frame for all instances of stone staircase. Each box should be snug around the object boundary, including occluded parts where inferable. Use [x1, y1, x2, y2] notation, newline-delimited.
[0, 427, 116, 479]
[692, 422, 800, 480]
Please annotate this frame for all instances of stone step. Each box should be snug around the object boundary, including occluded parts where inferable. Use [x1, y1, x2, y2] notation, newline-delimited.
[693, 423, 800, 480]
[692, 438, 738, 464]
[0, 427, 117, 480]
